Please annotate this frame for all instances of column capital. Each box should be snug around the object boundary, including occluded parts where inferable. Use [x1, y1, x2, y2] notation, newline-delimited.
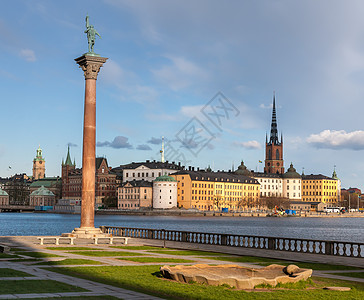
[75, 55, 108, 80]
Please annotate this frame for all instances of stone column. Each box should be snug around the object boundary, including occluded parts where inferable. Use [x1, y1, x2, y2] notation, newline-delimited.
[72, 54, 107, 238]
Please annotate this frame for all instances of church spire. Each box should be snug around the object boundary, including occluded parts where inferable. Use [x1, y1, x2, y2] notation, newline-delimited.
[64, 145, 74, 166]
[269, 92, 280, 145]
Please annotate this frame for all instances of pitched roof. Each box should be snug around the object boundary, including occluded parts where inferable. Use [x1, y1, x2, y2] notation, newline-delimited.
[30, 177, 61, 188]
[172, 170, 259, 184]
[121, 180, 153, 188]
[302, 174, 337, 181]
[114, 160, 183, 171]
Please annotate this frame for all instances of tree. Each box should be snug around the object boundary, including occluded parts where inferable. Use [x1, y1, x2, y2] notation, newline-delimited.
[102, 196, 118, 209]
[261, 197, 290, 210]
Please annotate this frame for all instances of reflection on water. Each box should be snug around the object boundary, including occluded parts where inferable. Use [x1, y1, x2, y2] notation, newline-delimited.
[0, 212, 363, 243]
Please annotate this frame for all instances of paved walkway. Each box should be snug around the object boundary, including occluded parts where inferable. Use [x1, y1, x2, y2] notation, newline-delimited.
[0, 236, 364, 299]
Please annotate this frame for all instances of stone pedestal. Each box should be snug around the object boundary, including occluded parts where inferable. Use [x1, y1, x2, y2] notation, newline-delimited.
[71, 54, 108, 238]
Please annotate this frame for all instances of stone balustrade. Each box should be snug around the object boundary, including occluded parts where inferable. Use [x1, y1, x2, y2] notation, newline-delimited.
[100, 226, 364, 258]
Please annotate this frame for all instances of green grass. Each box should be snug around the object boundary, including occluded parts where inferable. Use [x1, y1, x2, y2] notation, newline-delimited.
[16, 251, 63, 258]
[259, 261, 363, 271]
[206, 256, 286, 263]
[45, 265, 364, 300]
[328, 271, 364, 279]
[0, 268, 33, 277]
[17, 296, 118, 300]
[68, 251, 145, 257]
[0, 253, 19, 258]
[9, 258, 42, 263]
[0, 280, 87, 294]
[255, 278, 315, 290]
[10, 247, 27, 252]
[46, 247, 101, 251]
[116, 257, 195, 263]
[110, 245, 165, 250]
[147, 250, 226, 256]
[35, 259, 104, 265]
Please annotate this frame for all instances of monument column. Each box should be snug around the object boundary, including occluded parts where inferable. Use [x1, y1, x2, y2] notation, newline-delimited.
[73, 55, 107, 237]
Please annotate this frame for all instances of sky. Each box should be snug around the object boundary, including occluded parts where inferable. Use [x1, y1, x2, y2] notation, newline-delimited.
[1, 0, 364, 190]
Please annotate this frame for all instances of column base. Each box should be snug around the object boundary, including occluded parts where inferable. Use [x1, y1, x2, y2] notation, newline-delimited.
[62, 227, 110, 239]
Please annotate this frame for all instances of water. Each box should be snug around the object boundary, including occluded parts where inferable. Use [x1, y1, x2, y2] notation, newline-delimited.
[0, 212, 363, 243]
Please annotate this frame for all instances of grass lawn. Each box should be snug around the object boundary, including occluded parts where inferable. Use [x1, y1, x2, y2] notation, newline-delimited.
[35, 259, 104, 265]
[0, 268, 33, 277]
[147, 250, 226, 256]
[45, 265, 364, 300]
[259, 261, 363, 271]
[46, 247, 101, 251]
[110, 245, 165, 250]
[10, 247, 27, 252]
[0, 279, 87, 294]
[116, 257, 195, 263]
[16, 251, 63, 258]
[0, 253, 19, 259]
[17, 297, 118, 300]
[328, 272, 364, 279]
[68, 250, 145, 257]
[9, 258, 41, 263]
[206, 256, 285, 263]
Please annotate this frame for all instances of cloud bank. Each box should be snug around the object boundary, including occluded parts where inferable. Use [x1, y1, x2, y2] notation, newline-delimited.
[234, 140, 261, 150]
[97, 136, 133, 149]
[307, 130, 364, 150]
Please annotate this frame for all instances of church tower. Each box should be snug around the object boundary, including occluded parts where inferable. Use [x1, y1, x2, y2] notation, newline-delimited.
[61, 146, 76, 199]
[264, 94, 284, 174]
[33, 146, 45, 180]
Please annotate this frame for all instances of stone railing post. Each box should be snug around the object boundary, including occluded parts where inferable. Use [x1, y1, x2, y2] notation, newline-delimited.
[267, 237, 275, 250]
[325, 241, 334, 255]
[221, 234, 228, 246]
[181, 232, 187, 242]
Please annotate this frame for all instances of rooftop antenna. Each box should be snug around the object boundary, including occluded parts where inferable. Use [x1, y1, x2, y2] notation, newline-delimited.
[160, 136, 165, 163]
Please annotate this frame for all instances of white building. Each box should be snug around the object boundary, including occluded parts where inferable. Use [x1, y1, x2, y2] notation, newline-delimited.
[282, 163, 301, 200]
[253, 173, 283, 198]
[112, 160, 183, 183]
[152, 175, 177, 209]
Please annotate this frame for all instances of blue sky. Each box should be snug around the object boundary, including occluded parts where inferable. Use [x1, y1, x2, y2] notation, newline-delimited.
[1, 0, 364, 190]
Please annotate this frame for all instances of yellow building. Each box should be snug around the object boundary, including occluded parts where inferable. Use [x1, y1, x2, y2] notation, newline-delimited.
[171, 171, 260, 211]
[302, 174, 338, 205]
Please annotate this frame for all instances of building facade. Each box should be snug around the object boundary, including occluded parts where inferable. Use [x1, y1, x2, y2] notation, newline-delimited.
[152, 175, 177, 209]
[61, 146, 76, 199]
[29, 185, 56, 207]
[62, 156, 117, 205]
[171, 170, 260, 211]
[302, 174, 338, 205]
[33, 146, 45, 180]
[118, 180, 153, 209]
[0, 188, 9, 205]
[113, 160, 184, 183]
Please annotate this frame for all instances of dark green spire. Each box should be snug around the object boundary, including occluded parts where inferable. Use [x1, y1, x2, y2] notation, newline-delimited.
[64, 145, 74, 166]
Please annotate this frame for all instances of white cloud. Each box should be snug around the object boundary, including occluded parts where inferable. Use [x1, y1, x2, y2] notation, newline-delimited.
[101, 59, 158, 105]
[234, 140, 261, 150]
[152, 55, 208, 91]
[19, 49, 36, 62]
[259, 103, 273, 109]
[307, 130, 364, 150]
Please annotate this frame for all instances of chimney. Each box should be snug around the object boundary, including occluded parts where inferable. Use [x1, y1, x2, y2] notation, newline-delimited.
[192, 167, 195, 171]
[189, 166, 191, 171]
[197, 167, 200, 171]
[146, 160, 150, 163]
[178, 162, 181, 166]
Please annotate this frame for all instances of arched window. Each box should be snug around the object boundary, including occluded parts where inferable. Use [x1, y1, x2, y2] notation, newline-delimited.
[276, 149, 280, 160]
[268, 149, 272, 159]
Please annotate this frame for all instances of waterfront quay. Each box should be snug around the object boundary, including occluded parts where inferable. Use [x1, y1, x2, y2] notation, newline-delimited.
[1, 234, 364, 299]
